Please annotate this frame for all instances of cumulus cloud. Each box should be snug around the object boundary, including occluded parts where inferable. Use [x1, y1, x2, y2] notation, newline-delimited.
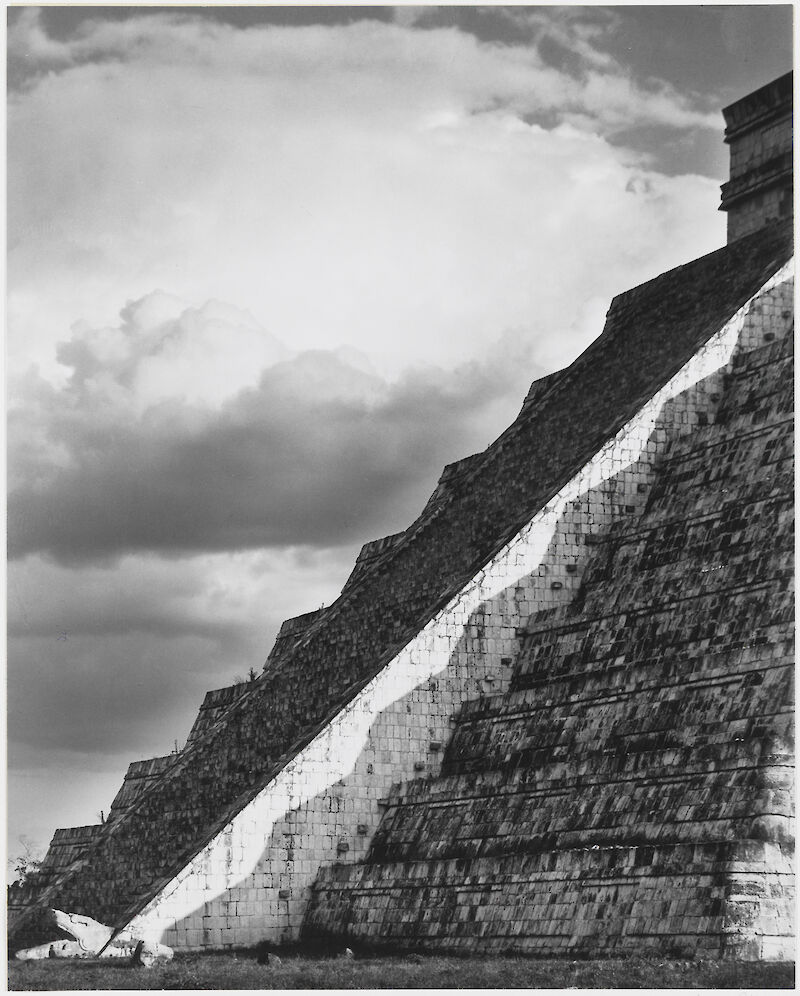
[9, 292, 541, 564]
[6, 8, 720, 131]
[7, 9, 724, 386]
[57, 293, 290, 409]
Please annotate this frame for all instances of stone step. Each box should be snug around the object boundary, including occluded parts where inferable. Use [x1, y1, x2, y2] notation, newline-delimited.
[304, 840, 794, 957]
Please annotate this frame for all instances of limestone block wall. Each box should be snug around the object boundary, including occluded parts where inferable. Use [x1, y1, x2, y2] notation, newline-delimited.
[728, 115, 792, 179]
[37, 826, 103, 875]
[727, 185, 793, 243]
[411, 453, 485, 523]
[107, 757, 176, 819]
[519, 370, 564, 415]
[721, 72, 792, 241]
[303, 267, 794, 959]
[185, 687, 251, 745]
[7, 825, 102, 931]
[340, 532, 406, 595]
[307, 842, 794, 959]
[121, 465, 591, 947]
[263, 609, 325, 671]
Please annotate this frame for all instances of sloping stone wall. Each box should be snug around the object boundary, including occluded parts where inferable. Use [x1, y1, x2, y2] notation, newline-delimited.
[263, 609, 326, 671]
[340, 533, 406, 595]
[37, 826, 103, 875]
[8, 825, 102, 932]
[185, 688, 251, 745]
[303, 269, 794, 959]
[107, 757, 177, 819]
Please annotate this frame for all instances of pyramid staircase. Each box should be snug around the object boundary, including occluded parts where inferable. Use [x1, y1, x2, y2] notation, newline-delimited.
[304, 299, 794, 958]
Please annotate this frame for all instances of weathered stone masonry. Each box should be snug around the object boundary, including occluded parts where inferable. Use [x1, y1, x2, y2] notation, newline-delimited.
[720, 71, 793, 242]
[305, 265, 794, 959]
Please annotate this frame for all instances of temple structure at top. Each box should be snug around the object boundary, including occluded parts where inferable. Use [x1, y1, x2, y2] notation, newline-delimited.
[720, 70, 793, 242]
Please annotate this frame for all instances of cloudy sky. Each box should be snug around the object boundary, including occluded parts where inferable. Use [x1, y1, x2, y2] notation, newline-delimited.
[7, 3, 792, 860]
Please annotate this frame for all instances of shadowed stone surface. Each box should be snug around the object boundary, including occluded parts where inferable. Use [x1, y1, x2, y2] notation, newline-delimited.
[305, 317, 794, 958]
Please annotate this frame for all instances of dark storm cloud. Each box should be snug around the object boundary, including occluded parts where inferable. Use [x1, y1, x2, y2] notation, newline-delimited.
[599, 6, 792, 177]
[7, 582, 244, 643]
[606, 6, 793, 105]
[7, 631, 209, 754]
[9, 330, 537, 565]
[33, 5, 393, 37]
[6, 5, 393, 88]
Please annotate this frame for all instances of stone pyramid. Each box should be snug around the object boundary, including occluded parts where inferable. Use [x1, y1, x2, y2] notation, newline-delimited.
[9, 76, 794, 960]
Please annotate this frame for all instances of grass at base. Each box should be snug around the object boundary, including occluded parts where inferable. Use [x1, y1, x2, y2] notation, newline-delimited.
[7, 952, 795, 991]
